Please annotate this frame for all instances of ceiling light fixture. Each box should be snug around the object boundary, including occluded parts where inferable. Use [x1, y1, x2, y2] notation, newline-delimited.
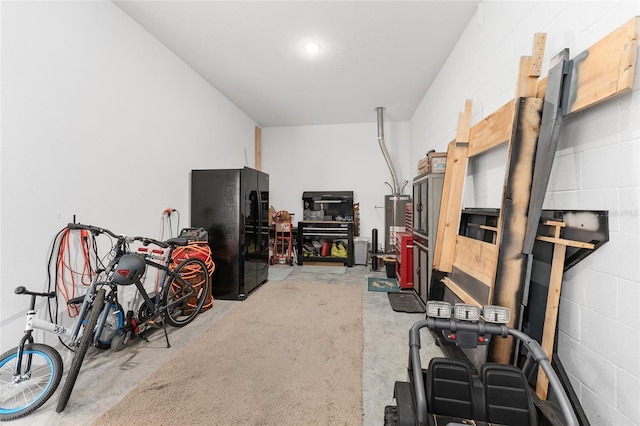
[303, 42, 321, 54]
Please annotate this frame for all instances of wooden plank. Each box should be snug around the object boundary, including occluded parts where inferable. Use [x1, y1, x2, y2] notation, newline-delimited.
[536, 242, 567, 400]
[433, 100, 472, 272]
[451, 266, 492, 305]
[534, 222, 596, 399]
[468, 99, 516, 157]
[536, 236, 595, 249]
[452, 236, 497, 286]
[516, 56, 538, 98]
[255, 126, 262, 171]
[442, 277, 483, 307]
[544, 220, 566, 230]
[432, 140, 456, 271]
[456, 99, 474, 141]
[515, 33, 547, 98]
[489, 97, 543, 364]
[433, 141, 468, 272]
[565, 16, 639, 115]
[529, 33, 547, 78]
[537, 76, 548, 99]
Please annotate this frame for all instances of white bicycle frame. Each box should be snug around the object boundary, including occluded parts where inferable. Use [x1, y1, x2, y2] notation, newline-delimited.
[22, 287, 96, 345]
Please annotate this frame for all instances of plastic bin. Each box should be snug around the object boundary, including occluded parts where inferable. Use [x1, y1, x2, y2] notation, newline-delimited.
[384, 258, 397, 278]
[353, 237, 369, 265]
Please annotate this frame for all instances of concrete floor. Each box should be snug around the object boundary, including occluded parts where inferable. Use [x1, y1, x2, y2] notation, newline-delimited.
[11, 265, 443, 425]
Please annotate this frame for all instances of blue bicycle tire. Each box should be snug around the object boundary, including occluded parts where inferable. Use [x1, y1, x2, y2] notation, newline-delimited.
[0, 343, 63, 421]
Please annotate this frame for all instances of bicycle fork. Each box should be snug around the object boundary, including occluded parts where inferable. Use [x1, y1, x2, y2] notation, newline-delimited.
[93, 286, 122, 345]
[14, 310, 70, 383]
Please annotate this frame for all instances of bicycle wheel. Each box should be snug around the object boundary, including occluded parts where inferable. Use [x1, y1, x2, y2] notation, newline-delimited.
[96, 301, 124, 349]
[163, 257, 210, 327]
[55, 288, 105, 413]
[0, 343, 63, 421]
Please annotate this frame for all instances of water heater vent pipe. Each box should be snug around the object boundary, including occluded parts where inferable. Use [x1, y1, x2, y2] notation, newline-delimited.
[376, 107, 401, 196]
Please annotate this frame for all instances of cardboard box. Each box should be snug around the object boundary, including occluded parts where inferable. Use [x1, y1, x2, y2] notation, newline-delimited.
[417, 151, 447, 174]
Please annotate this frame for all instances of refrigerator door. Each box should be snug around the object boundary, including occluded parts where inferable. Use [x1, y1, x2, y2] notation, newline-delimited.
[242, 167, 269, 296]
[242, 167, 259, 294]
[191, 169, 241, 299]
[257, 170, 269, 283]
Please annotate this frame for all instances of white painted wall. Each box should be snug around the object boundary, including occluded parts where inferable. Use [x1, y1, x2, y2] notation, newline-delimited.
[411, 2, 640, 424]
[261, 120, 412, 251]
[0, 2, 256, 350]
[2, 2, 639, 423]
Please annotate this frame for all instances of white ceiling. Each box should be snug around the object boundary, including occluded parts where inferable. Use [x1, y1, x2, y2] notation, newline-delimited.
[114, 1, 480, 127]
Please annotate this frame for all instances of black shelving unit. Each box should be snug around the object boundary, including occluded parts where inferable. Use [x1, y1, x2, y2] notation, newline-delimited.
[297, 221, 354, 267]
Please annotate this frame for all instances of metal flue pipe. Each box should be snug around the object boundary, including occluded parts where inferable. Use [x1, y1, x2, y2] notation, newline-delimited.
[376, 107, 401, 195]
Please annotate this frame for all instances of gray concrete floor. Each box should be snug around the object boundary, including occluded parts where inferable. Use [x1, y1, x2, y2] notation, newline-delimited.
[11, 265, 443, 425]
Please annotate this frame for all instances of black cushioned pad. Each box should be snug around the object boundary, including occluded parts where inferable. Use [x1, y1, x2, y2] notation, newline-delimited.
[387, 291, 425, 313]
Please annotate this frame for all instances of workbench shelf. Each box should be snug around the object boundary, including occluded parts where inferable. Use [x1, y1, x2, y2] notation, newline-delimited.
[297, 221, 354, 267]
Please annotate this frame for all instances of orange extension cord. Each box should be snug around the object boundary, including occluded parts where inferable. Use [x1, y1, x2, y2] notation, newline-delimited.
[56, 228, 94, 317]
[170, 242, 215, 312]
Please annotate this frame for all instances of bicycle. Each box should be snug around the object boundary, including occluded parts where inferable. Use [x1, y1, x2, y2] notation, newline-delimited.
[1, 223, 136, 419]
[57, 224, 210, 409]
[0, 284, 105, 421]
[52, 223, 135, 413]
[109, 234, 211, 352]
[0, 223, 210, 420]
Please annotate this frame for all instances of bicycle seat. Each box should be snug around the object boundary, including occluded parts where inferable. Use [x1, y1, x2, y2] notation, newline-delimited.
[67, 295, 84, 306]
[164, 237, 190, 246]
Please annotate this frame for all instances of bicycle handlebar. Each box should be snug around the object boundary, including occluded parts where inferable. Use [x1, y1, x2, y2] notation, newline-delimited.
[67, 223, 121, 240]
[15, 286, 56, 298]
[130, 236, 169, 249]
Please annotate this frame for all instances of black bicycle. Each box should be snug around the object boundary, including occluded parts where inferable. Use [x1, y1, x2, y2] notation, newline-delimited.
[106, 234, 211, 352]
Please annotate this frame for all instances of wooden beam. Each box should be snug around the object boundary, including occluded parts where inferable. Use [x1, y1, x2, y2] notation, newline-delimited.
[432, 140, 456, 271]
[515, 33, 547, 98]
[536, 236, 595, 249]
[529, 33, 547, 78]
[442, 277, 483, 307]
[533, 220, 597, 399]
[489, 97, 543, 364]
[255, 126, 262, 171]
[535, 239, 567, 400]
[433, 100, 472, 272]
[565, 16, 639, 116]
[468, 99, 515, 157]
[456, 99, 474, 142]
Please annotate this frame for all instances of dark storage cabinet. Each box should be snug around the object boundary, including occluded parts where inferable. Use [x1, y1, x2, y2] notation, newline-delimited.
[191, 167, 269, 300]
[412, 173, 444, 304]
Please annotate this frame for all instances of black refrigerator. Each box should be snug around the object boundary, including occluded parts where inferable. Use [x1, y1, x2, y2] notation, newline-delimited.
[190, 167, 269, 300]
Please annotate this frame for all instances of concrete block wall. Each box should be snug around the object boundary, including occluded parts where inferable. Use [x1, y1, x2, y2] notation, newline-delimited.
[410, 2, 640, 424]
